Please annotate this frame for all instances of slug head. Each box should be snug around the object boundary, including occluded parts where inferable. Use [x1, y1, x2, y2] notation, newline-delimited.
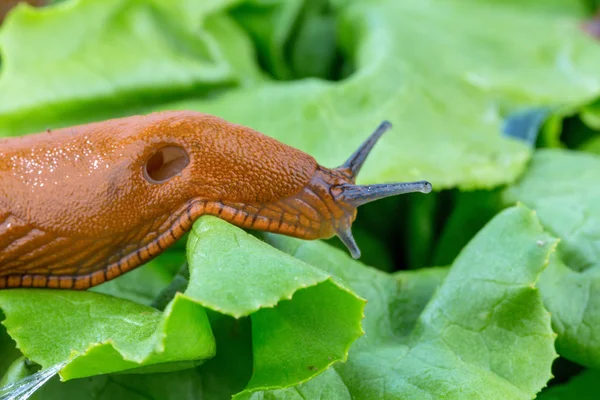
[294, 121, 432, 259]
[133, 116, 431, 261]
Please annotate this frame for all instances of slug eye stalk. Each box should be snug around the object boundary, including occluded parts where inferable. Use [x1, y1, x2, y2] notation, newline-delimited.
[332, 121, 432, 259]
[339, 121, 393, 179]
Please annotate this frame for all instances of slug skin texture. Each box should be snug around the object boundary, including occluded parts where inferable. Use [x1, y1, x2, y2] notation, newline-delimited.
[0, 111, 431, 289]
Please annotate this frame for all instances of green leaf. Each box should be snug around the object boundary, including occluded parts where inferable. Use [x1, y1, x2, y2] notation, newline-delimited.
[0, 356, 42, 388]
[537, 254, 600, 368]
[505, 149, 600, 368]
[233, 259, 449, 400]
[185, 216, 365, 395]
[31, 314, 253, 400]
[575, 102, 600, 155]
[186, 217, 333, 318]
[390, 267, 450, 339]
[581, 99, 600, 130]
[193, 314, 253, 399]
[505, 150, 600, 272]
[0, 315, 21, 384]
[161, 0, 600, 190]
[259, 205, 557, 399]
[240, 368, 352, 400]
[538, 114, 566, 149]
[0, 289, 215, 380]
[31, 369, 213, 400]
[287, 1, 338, 80]
[537, 369, 600, 400]
[231, 0, 305, 81]
[0, 0, 260, 136]
[265, 233, 449, 342]
[232, 0, 338, 81]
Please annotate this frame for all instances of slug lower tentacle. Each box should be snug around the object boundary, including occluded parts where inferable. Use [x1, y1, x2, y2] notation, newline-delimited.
[0, 111, 431, 289]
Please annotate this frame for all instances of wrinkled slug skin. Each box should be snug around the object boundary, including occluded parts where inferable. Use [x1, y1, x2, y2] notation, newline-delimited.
[0, 111, 324, 289]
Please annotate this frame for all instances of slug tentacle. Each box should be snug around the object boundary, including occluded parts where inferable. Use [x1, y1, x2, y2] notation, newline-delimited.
[335, 181, 432, 207]
[292, 121, 433, 259]
[338, 120, 392, 179]
[335, 225, 361, 259]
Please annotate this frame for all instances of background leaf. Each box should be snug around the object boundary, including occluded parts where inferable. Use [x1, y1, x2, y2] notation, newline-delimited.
[0, 314, 21, 385]
[162, 0, 600, 190]
[1, 0, 599, 190]
[505, 149, 600, 368]
[0, 0, 259, 136]
[255, 205, 557, 399]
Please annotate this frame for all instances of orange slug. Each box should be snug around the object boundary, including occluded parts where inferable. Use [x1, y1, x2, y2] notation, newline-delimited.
[0, 111, 431, 290]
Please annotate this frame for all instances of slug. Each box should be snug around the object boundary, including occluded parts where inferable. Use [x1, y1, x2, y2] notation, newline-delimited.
[0, 111, 431, 290]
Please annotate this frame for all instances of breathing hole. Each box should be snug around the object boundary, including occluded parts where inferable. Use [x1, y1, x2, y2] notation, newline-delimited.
[144, 146, 190, 184]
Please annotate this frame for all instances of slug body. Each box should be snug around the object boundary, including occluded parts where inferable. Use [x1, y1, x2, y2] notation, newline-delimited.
[0, 111, 431, 289]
